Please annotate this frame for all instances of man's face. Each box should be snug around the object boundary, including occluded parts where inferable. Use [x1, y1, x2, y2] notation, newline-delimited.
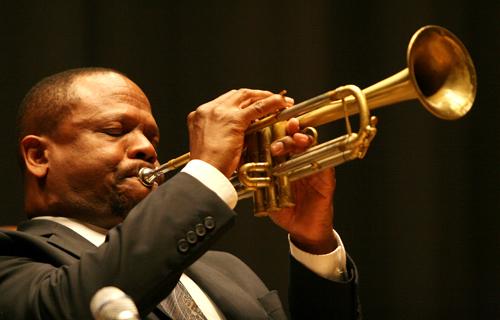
[45, 72, 160, 228]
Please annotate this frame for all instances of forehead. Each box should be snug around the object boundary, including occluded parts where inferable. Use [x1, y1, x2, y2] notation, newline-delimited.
[72, 72, 151, 111]
[68, 73, 157, 123]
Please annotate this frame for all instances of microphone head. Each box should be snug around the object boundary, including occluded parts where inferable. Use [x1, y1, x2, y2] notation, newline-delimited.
[90, 286, 139, 320]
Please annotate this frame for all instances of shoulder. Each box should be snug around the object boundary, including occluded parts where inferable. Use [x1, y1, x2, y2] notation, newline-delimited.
[0, 229, 40, 255]
[0, 222, 84, 266]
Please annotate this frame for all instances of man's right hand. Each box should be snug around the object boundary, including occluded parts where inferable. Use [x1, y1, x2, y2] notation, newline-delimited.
[187, 89, 293, 177]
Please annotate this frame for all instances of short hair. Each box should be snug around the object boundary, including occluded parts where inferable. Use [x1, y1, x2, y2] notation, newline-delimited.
[17, 67, 125, 142]
[16, 67, 125, 169]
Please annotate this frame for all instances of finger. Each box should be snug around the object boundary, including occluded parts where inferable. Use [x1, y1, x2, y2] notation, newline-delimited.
[241, 95, 294, 110]
[269, 136, 295, 156]
[292, 133, 313, 148]
[223, 88, 274, 109]
[270, 133, 313, 156]
[285, 118, 300, 135]
[241, 94, 292, 122]
[270, 140, 285, 156]
[191, 89, 258, 121]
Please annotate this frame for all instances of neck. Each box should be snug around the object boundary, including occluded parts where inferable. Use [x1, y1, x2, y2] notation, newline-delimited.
[24, 177, 126, 230]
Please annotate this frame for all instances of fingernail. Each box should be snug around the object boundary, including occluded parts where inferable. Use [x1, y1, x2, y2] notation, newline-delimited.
[285, 97, 294, 104]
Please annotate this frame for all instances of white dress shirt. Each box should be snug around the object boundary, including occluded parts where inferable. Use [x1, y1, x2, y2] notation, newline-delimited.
[35, 159, 348, 319]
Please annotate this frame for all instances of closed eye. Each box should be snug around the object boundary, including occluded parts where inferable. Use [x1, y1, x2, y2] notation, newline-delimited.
[102, 127, 128, 137]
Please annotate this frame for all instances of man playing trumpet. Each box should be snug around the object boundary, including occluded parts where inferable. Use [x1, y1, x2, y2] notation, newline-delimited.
[0, 68, 360, 319]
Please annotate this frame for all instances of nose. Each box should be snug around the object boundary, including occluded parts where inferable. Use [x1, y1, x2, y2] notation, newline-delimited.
[127, 130, 158, 164]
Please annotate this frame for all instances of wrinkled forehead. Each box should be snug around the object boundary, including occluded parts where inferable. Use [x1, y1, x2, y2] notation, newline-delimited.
[71, 72, 152, 113]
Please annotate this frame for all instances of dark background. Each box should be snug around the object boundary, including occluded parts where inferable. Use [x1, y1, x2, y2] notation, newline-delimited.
[1, 1, 498, 319]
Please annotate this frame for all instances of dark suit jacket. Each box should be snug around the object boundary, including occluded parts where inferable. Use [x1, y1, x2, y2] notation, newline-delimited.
[0, 173, 360, 319]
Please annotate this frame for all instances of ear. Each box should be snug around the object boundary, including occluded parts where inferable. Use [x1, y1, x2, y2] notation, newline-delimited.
[20, 135, 50, 178]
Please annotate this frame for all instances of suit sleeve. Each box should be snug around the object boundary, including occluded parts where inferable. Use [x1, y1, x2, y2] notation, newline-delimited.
[0, 173, 236, 320]
[288, 254, 362, 319]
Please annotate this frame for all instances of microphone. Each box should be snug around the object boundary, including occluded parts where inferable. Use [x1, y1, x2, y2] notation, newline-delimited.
[90, 286, 139, 320]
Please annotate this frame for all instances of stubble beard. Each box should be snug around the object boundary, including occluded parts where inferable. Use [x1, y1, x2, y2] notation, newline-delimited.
[108, 178, 150, 223]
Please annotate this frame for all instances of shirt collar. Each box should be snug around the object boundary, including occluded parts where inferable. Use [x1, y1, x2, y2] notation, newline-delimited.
[32, 216, 107, 247]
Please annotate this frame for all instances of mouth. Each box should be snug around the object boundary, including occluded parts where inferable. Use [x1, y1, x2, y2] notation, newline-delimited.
[136, 167, 157, 187]
[114, 164, 159, 191]
[118, 163, 155, 180]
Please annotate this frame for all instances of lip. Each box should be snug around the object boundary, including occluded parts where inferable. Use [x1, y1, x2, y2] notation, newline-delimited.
[118, 163, 155, 180]
[133, 165, 165, 186]
[119, 176, 156, 194]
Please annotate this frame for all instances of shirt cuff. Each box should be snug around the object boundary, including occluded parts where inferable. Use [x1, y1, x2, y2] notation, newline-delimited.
[289, 229, 347, 281]
[181, 159, 238, 209]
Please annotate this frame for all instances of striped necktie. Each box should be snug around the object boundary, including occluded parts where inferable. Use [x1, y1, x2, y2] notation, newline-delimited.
[160, 281, 207, 320]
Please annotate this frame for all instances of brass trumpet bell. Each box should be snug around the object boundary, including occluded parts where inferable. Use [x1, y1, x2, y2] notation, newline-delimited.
[295, 25, 476, 129]
[408, 25, 476, 119]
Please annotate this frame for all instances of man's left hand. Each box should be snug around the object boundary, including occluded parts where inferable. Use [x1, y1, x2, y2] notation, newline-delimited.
[268, 119, 337, 255]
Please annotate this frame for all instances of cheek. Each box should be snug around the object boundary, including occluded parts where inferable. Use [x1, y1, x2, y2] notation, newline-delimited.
[81, 148, 124, 177]
[52, 141, 125, 182]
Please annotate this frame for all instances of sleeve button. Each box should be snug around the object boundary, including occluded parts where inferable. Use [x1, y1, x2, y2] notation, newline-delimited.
[195, 223, 206, 237]
[203, 216, 216, 230]
[186, 230, 198, 244]
[177, 239, 189, 253]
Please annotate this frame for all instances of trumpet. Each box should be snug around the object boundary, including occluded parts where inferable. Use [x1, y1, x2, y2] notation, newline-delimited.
[138, 25, 476, 216]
